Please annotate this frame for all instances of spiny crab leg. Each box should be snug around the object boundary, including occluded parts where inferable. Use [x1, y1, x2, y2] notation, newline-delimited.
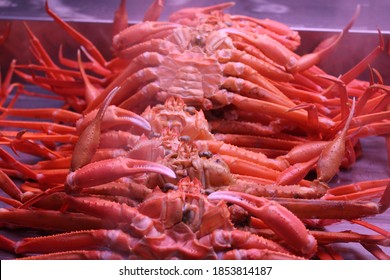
[208, 191, 317, 257]
[64, 196, 163, 238]
[273, 182, 390, 219]
[0, 234, 15, 253]
[14, 229, 137, 255]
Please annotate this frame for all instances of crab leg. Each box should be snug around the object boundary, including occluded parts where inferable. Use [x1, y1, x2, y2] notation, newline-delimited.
[14, 223, 217, 259]
[221, 76, 295, 107]
[199, 229, 289, 254]
[229, 16, 300, 50]
[217, 49, 294, 82]
[77, 50, 101, 106]
[360, 243, 390, 260]
[224, 178, 328, 199]
[340, 31, 384, 85]
[0, 131, 78, 143]
[316, 99, 354, 182]
[80, 178, 152, 201]
[231, 94, 334, 133]
[220, 155, 280, 181]
[0, 107, 81, 124]
[0, 169, 23, 201]
[143, 0, 164, 21]
[0, 120, 76, 134]
[45, 1, 106, 67]
[0, 60, 21, 103]
[223, 28, 295, 69]
[220, 248, 304, 260]
[23, 23, 69, 82]
[325, 178, 390, 199]
[113, 0, 129, 36]
[17, 250, 124, 260]
[14, 229, 137, 255]
[65, 196, 162, 238]
[0, 147, 38, 180]
[208, 191, 317, 257]
[116, 39, 175, 60]
[289, 5, 360, 73]
[311, 230, 389, 246]
[112, 21, 178, 52]
[222, 61, 293, 101]
[215, 133, 302, 150]
[85, 52, 163, 112]
[0, 234, 15, 253]
[1, 135, 63, 161]
[275, 157, 318, 186]
[272, 182, 390, 219]
[0, 208, 116, 231]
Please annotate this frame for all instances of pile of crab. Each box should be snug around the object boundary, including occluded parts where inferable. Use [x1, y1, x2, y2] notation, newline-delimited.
[0, 0, 390, 259]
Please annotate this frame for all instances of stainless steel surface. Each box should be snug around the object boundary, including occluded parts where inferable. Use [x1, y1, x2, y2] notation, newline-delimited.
[1, 0, 390, 32]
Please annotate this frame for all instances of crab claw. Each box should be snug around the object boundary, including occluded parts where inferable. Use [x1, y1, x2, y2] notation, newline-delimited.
[208, 190, 317, 257]
[76, 105, 151, 134]
[66, 157, 176, 192]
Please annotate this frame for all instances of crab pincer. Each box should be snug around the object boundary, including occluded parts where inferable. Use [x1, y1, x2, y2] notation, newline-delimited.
[66, 157, 176, 193]
[208, 191, 317, 257]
